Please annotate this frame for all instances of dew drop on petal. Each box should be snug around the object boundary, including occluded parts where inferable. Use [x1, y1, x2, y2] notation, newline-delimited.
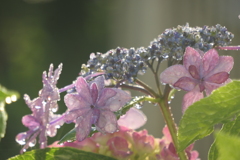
[55, 125, 60, 129]
[35, 105, 41, 109]
[29, 139, 36, 147]
[16, 132, 27, 145]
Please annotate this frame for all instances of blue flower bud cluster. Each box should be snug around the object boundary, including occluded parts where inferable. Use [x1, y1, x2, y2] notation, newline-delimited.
[149, 23, 234, 60]
[84, 47, 147, 82]
[81, 24, 234, 82]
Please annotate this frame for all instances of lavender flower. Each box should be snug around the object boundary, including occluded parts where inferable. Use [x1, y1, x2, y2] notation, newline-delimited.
[64, 75, 131, 141]
[16, 64, 64, 153]
[160, 47, 233, 111]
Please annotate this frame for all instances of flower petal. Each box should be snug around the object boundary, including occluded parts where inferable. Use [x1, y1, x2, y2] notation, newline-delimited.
[160, 65, 192, 85]
[205, 56, 234, 79]
[202, 49, 219, 76]
[75, 111, 93, 141]
[204, 78, 231, 96]
[117, 107, 147, 129]
[182, 91, 203, 112]
[101, 88, 131, 111]
[173, 77, 198, 91]
[89, 75, 105, 93]
[90, 83, 98, 105]
[64, 93, 90, 110]
[22, 115, 40, 130]
[204, 72, 229, 84]
[97, 88, 116, 107]
[96, 110, 118, 133]
[75, 77, 92, 104]
[183, 47, 202, 71]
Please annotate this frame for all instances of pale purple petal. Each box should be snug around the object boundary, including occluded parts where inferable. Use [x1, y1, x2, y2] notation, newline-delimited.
[173, 77, 198, 91]
[96, 88, 117, 108]
[75, 111, 93, 141]
[64, 93, 90, 110]
[188, 65, 200, 79]
[89, 75, 105, 93]
[204, 72, 229, 84]
[182, 90, 203, 112]
[205, 56, 234, 79]
[202, 49, 219, 77]
[160, 65, 192, 85]
[117, 107, 147, 129]
[64, 108, 91, 123]
[96, 110, 118, 133]
[183, 47, 202, 71]
[22, 115, 40, 130]
[75, 77, 92, 104]
[90, 83, 98, 105]
[101, 88, 131, 111]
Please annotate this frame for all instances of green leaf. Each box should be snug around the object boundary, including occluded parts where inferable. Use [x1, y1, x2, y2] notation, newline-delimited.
[208, 114, 240, 160]
[0, 85, 19, 141]
[0, 102, 7, 141]
[178, 80, 240, 151]
[58, 128, 76, 144]
[9, 147, 116, 160]
[214, 131, 240, 160]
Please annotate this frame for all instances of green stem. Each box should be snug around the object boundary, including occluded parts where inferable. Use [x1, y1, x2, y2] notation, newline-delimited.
[135, 78, 158, 97]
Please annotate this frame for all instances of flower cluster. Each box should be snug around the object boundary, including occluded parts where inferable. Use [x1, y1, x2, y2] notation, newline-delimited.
[84, 47, 147, 82]
[160, 47, 233, 112]
[49, 126, 199, 160]
[149, 24, 234, 60]
[64, 75, 132, 141]
[81, 24, 234, 82]
[16, 64, 64, 153]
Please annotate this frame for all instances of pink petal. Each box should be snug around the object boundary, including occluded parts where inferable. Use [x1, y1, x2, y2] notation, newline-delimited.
[96, 110, 118, 133]
[173, 77, 198, 91]
[202, 49, 219, 77]
[162, 126, 172, 142]
[64, 107, 90, 123]
[98, 88, 131, 111]
[117, 107, 147, 129]
[64, 93, 90, 110]
[205, 56, 234, 79]
[204, 78, 231, 96]
[188, 65, 200, 79]
[204, 72, 229, 84]
[107, 136, 132, 158]
[75, 77, 92, 104]
[182, 91, 203, 112]
[22, 115, 40, 129]
[160, 65, 192, 85]
[90, 83, 98, 104]
[183, 47, 202, 71]
[75, 111, 93, 141]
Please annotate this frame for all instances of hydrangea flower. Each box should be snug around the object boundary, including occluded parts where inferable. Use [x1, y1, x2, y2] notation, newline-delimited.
[16, 64, 64, 153]
[160, 47, 233, 111]
[64, 75, 131, 141]
[156, 126, 199, 160]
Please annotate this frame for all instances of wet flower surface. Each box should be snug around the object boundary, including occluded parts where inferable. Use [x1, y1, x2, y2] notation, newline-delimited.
[160, 47, 233, 111]
[64, 75, 131, 141]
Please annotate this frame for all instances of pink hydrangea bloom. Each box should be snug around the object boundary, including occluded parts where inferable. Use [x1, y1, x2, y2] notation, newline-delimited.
[157, 126, 199, 160]
[160, 47, 233, 112]
[64, 75, 131, 141]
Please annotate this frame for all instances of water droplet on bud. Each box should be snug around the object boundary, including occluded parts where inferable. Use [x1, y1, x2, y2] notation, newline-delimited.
[29, 139, 36, 147]
[135, 104, 142, 109]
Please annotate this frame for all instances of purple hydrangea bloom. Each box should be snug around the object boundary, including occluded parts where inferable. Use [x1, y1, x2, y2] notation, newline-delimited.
[16, 64, 64, 153]
[64, 75, 131, 141]
[160, 47, 233, 112]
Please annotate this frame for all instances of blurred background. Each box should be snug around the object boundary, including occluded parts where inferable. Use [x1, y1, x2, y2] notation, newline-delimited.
[1, 0, 240, 159]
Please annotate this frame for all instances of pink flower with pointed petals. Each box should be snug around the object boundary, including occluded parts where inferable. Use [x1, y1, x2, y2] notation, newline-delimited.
[160, 47, 233, 112]
[64, 75, 131, 141]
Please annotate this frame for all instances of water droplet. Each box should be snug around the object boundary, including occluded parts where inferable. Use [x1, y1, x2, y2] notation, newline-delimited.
[51, 104, 58, 112]
[67, 140, 73, 142]
[161, 82, 166, 85]
[16, 132, 27, 145]
[91, 126, 96, 131]
[22, 149, 26, 152]
[170, 96, 175, 99]
[5, 97, 12, 104]
[168, 101, 171, 104]
[55, 125, 60, 129]
[135, 104, 142, 109]
[29, 139, 36, 147]
[11, 95, 17, 102]
[35, 106, 41, 109]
